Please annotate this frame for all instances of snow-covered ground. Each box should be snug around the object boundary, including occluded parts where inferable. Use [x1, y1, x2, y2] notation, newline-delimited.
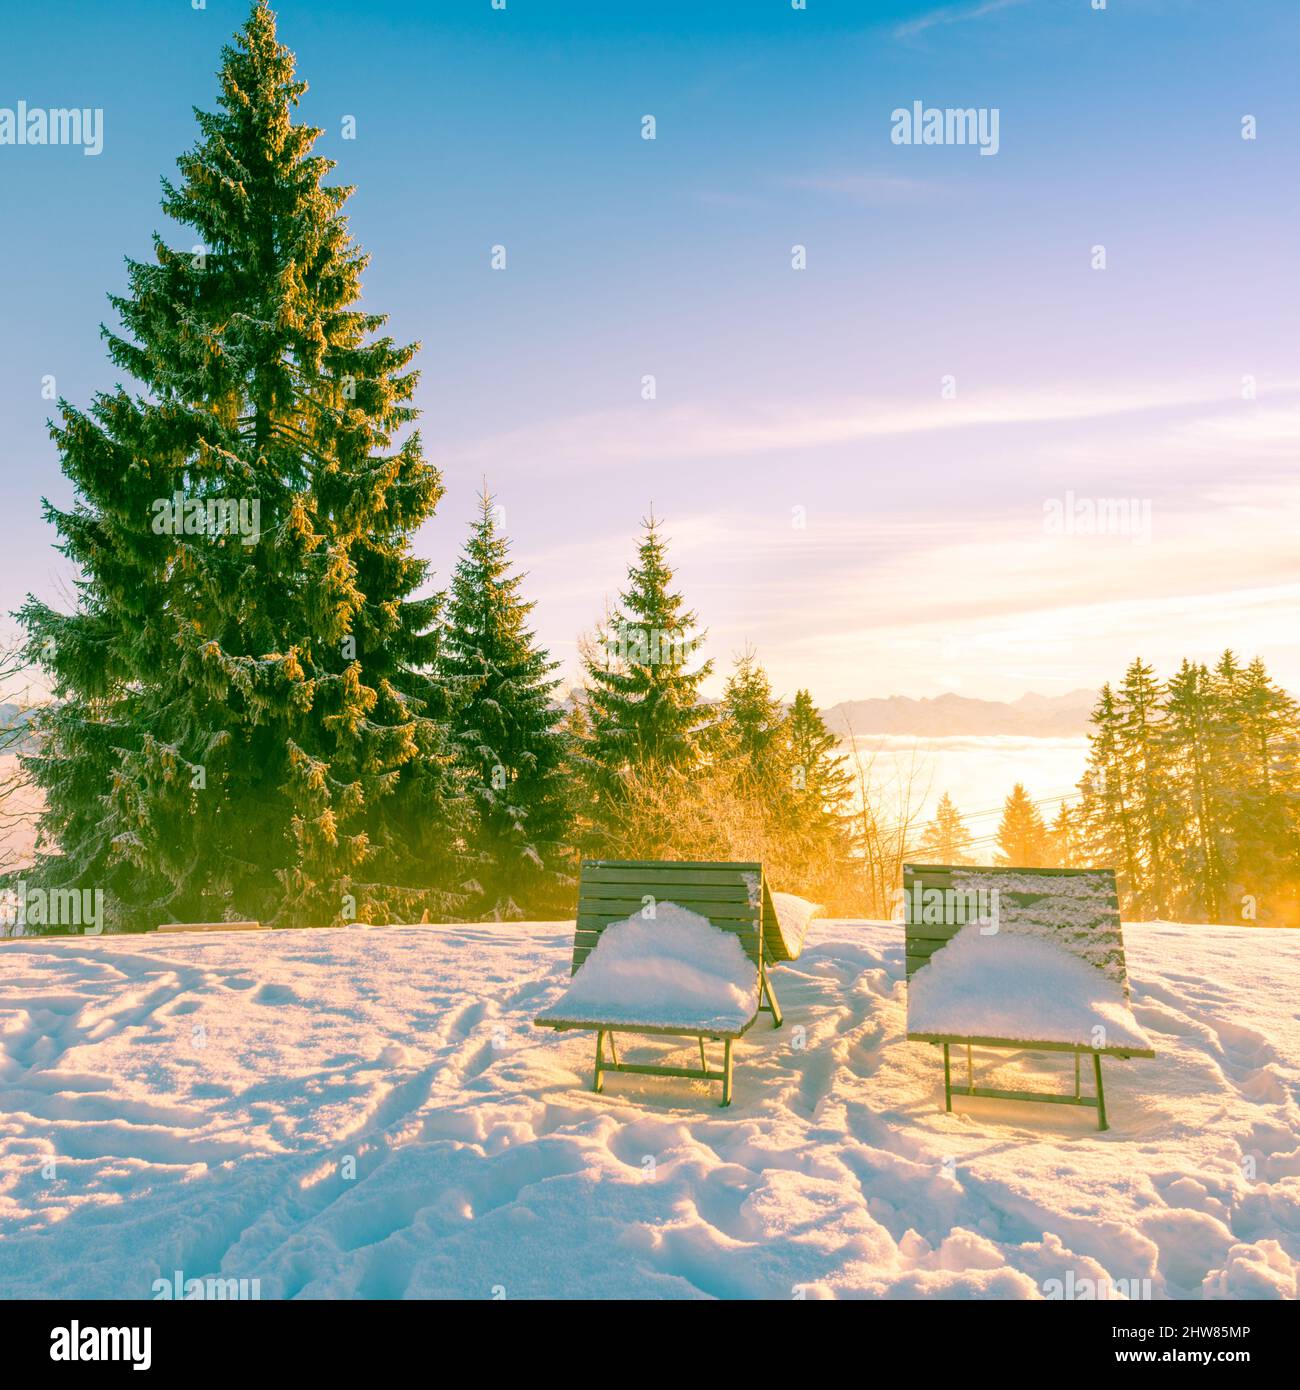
[0, 918, 1297, 1300]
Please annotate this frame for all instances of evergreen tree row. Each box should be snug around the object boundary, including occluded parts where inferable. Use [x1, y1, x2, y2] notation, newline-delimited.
[918, 784, 1064, 869]
[11, 3, 857, 928]
[917, 653, 1300, 926]
[1076, 654, 1300, 924]
[567, 518, 858, 912]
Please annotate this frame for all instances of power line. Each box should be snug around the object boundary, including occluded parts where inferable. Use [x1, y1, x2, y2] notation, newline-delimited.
[861, 788, 1083, 844]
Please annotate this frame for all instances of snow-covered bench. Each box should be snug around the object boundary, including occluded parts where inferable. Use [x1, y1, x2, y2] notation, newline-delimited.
[904, 863, 1154, 1130]
[534, 860, 814, 1106]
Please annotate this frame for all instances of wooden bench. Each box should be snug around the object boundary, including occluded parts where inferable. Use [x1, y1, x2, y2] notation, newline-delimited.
[534, 860, 794, 1105]
[904, 863, 1154, 1131]
[156, 921, 264, 933]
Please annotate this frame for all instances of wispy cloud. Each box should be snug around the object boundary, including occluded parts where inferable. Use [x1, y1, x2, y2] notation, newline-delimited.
[781, 172, 943, 205]
[684, 485, 1300, 703]
[458, 389, 1300, 703]
[434, 382, 1260, 478]
[894, 0, 1031, 42]
[454, 524, 1300, 708]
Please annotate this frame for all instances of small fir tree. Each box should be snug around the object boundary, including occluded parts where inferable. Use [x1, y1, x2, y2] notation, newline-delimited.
[996, 783, 1050, 867]
[441, 490, 571, 919]
[581, 515, 712, 790]
[920, 791, 973, 865]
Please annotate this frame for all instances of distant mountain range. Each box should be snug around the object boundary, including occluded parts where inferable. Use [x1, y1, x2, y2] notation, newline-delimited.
[820, 690, 1097, 739]
[556, 687, 1099, 738]
[6, 691, 1100, 748]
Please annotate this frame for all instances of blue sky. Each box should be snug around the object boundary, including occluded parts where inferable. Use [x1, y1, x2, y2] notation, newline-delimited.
[2, 0, 1297, 703]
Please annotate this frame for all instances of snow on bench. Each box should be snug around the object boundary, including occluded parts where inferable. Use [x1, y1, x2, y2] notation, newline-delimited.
[534, 902, 760, 1036]
[907, 922, 1152, 1052]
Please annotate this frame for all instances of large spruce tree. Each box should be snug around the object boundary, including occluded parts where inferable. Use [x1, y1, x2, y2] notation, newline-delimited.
[1164, 658, 1230, 919]
[441, 490, 570, 919]
[18, 2, 466, 930]
[1081, 683, 1141, 897]
[1221, 655, 1300, 919]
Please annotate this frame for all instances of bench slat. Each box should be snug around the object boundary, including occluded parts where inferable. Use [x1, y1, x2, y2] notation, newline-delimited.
[578, 898, 759, 924]
[579, 881, 755, 904]
[582, 867, 761, 890]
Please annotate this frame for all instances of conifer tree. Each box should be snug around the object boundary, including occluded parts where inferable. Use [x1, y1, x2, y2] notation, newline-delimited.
[1080, 683, 1140, 898]
[773, 688, 856, 906]
[783, 686, 854, 835]
[784, 689, 856, 817]
[717, 649, 786, 777]
[1117, 658, 1174, 916]
[920, 791, 972, 864]
[581, 516, 712, 786]
[554, 694, 598, 854]
[1047, 801, 1082, 868]
[441, 490, 570, 919]
[995, 783, 1050, 866]
[1164, 659, 1229, 919]
[1076, 650, 1299, 924]
[1225, 655, 1300, 920]
[17, 2, 465, 930]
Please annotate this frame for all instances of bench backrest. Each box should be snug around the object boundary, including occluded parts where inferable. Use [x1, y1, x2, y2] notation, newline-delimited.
[903, 863, 1130, 995]
[574, 860, 765, 975]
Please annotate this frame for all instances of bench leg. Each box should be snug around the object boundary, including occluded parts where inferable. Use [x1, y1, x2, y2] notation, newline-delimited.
[720, 1038, 734, 1106]
[1093, 1052, 1108, 1131]
[760, 966, 783, 1028]
[942, 1043, 952, 1112]
[585, 1029, 738, 1106]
